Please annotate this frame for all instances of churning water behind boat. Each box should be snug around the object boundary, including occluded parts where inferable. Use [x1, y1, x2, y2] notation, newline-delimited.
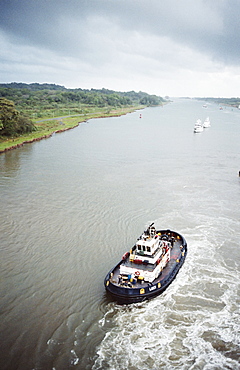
[93, 218, 240, 370]
[0, 99, 240, 369]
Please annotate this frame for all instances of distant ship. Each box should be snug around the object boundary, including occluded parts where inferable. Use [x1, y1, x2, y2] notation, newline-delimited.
[203, 117, 211, 128]
[194, 119, 203, 133]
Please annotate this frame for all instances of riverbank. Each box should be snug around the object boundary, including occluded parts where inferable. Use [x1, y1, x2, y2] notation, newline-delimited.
[0, 105, 144, 154]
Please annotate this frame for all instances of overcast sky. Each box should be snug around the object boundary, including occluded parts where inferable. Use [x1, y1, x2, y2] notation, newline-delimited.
[1, 0, 240, 97]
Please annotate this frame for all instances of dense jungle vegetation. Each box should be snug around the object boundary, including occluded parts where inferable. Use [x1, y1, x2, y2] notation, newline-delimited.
[0, 83, 166, 151]
[0, 83, 165, 135]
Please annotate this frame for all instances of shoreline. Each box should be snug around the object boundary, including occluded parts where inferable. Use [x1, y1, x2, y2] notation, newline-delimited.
[0, 124, 79, 154]
[0, 106, 144, 154]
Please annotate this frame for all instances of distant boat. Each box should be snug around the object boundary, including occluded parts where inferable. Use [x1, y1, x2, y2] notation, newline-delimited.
[219, 106, 223, 110]
[203, 117, 211, 128]
[194, 119, 203, 133]
[202, 104, 208, 108]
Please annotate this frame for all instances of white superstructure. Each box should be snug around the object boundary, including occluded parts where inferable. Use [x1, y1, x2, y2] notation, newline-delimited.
[194, 119, 203, 133]
[203, 117, 211, 128]
[120, 224, 171, 282]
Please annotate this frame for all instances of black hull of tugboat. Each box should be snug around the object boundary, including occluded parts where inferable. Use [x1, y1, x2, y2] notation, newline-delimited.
[104, 229, 187, 304]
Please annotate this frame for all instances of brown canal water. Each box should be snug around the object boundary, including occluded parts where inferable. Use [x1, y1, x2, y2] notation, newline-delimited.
[0, 99, 239, 369]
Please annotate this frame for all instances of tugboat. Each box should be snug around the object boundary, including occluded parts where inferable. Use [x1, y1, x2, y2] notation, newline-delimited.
[104, 223, 187, 304]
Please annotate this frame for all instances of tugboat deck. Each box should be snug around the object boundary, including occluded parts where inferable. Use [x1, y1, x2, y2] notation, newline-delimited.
[109, 235, 183, 288]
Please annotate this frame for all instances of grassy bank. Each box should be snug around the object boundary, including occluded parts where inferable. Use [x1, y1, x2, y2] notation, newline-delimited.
[0, 105, 144, 153]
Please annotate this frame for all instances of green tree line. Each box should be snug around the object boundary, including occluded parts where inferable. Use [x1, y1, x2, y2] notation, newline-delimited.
[0, 83, 165, 109]
[0, 83, 166, 136]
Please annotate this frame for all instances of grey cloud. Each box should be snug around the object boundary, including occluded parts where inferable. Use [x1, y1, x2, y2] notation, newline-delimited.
[1, 0, 240, 65]
[1, 0, 240, 96]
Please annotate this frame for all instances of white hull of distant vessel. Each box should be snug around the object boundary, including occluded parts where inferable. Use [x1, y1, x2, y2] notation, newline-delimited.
[203, 117, 211, 128]
[194, 119, 203, 133]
